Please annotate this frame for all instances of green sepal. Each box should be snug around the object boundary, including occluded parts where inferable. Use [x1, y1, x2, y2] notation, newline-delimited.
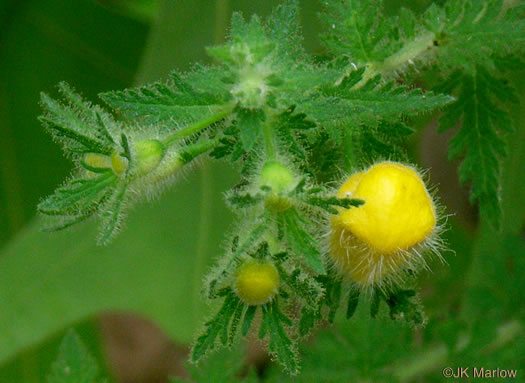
[242, 305, 257, 337]
[282, 208, 325, 274]
[298, 307, 319, 338]
[41, 213, 92, 233]
[97, 182, 128, 245]
[40, 83, 117, 156]
[274, 263, 323, 310]
[305, 195, 364, 214]
[38, 172, 116, 216]
[39, 114, 113, 156]
[370, 290, 381, 318]
[346, 289, 360, 319]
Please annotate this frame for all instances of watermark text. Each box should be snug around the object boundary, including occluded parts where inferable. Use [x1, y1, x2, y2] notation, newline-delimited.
[442, 367, 518, 379]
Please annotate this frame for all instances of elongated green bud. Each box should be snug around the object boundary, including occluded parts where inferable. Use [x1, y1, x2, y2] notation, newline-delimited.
[83, 152, 128, 176]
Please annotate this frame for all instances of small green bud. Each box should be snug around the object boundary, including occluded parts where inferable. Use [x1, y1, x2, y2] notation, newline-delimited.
[133, 139, 165, 176]
[232, 65, 271, 108]
[260, 161, 296, 212]
[260, 161, 295, 192]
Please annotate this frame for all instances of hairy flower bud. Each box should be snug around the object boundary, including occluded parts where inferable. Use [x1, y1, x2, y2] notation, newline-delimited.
[330, 161, 439, 289]
[133, 139, 165, 176]
[234, 260, 280, 305]
[259, 160, 295, 212]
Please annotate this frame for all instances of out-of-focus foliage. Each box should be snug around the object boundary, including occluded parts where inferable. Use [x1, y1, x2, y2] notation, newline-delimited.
[46, 330, 106, 383]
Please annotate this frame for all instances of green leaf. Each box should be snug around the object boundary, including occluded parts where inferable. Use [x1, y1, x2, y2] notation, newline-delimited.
[358, 121, 414, 162]
[438, 67, 516, 229]
[100, 69, 228, 124]
[263, 300, 299, 374]
[298, 307, 318, 337]
[47, 330, 104, 383]
[266, 0, 305, 62]
[282, 209, 324, 274]
[275, 266, 323, 310]
[296, 79, 453, 144]
[322, 0, 525, 75]
[436, 0, 525, 71]
[320, 0, 391, 63]
[0, 162, 236, 365]
[207, 13, 273, 67]
[0, 0, 148, 249]
[191, 291, 242, 363]
[325, 277, 342, 324]
[266, 302, 414, 382]
[236, 108, 265, 151]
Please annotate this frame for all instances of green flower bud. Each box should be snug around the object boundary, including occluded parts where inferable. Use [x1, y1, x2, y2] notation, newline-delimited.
[133, 139, 165, 176]
[260, 160, 295, 192]
[259, 160, 296, 212]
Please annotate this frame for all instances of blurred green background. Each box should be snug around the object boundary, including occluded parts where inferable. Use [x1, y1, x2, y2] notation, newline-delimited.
[0, 0, 523, 382]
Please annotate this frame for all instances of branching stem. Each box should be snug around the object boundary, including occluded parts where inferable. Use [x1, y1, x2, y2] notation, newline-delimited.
[180, 137, 220, 164]
[352, 31, 436, 89]
[163, 104, 235, 147]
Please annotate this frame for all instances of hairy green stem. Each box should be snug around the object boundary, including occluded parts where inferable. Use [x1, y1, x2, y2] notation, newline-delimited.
[162, 105, 234, 147]
[263, 122, 277, 160]
[352, 31, 436, 89]
[179, 138, 220, 164]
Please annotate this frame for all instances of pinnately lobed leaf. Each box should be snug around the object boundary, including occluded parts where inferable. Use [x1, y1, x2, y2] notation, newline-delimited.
[438, 67, 518, 229]
[321, 0, 524, 227]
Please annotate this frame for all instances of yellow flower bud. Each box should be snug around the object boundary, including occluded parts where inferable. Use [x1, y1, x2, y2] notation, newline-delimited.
[111, 152, 128, 175]
[234, 260, 280, 305]
[84, 152, 128, 176]
[84, 153, 112, 169]
[330, 161, 438, 288]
